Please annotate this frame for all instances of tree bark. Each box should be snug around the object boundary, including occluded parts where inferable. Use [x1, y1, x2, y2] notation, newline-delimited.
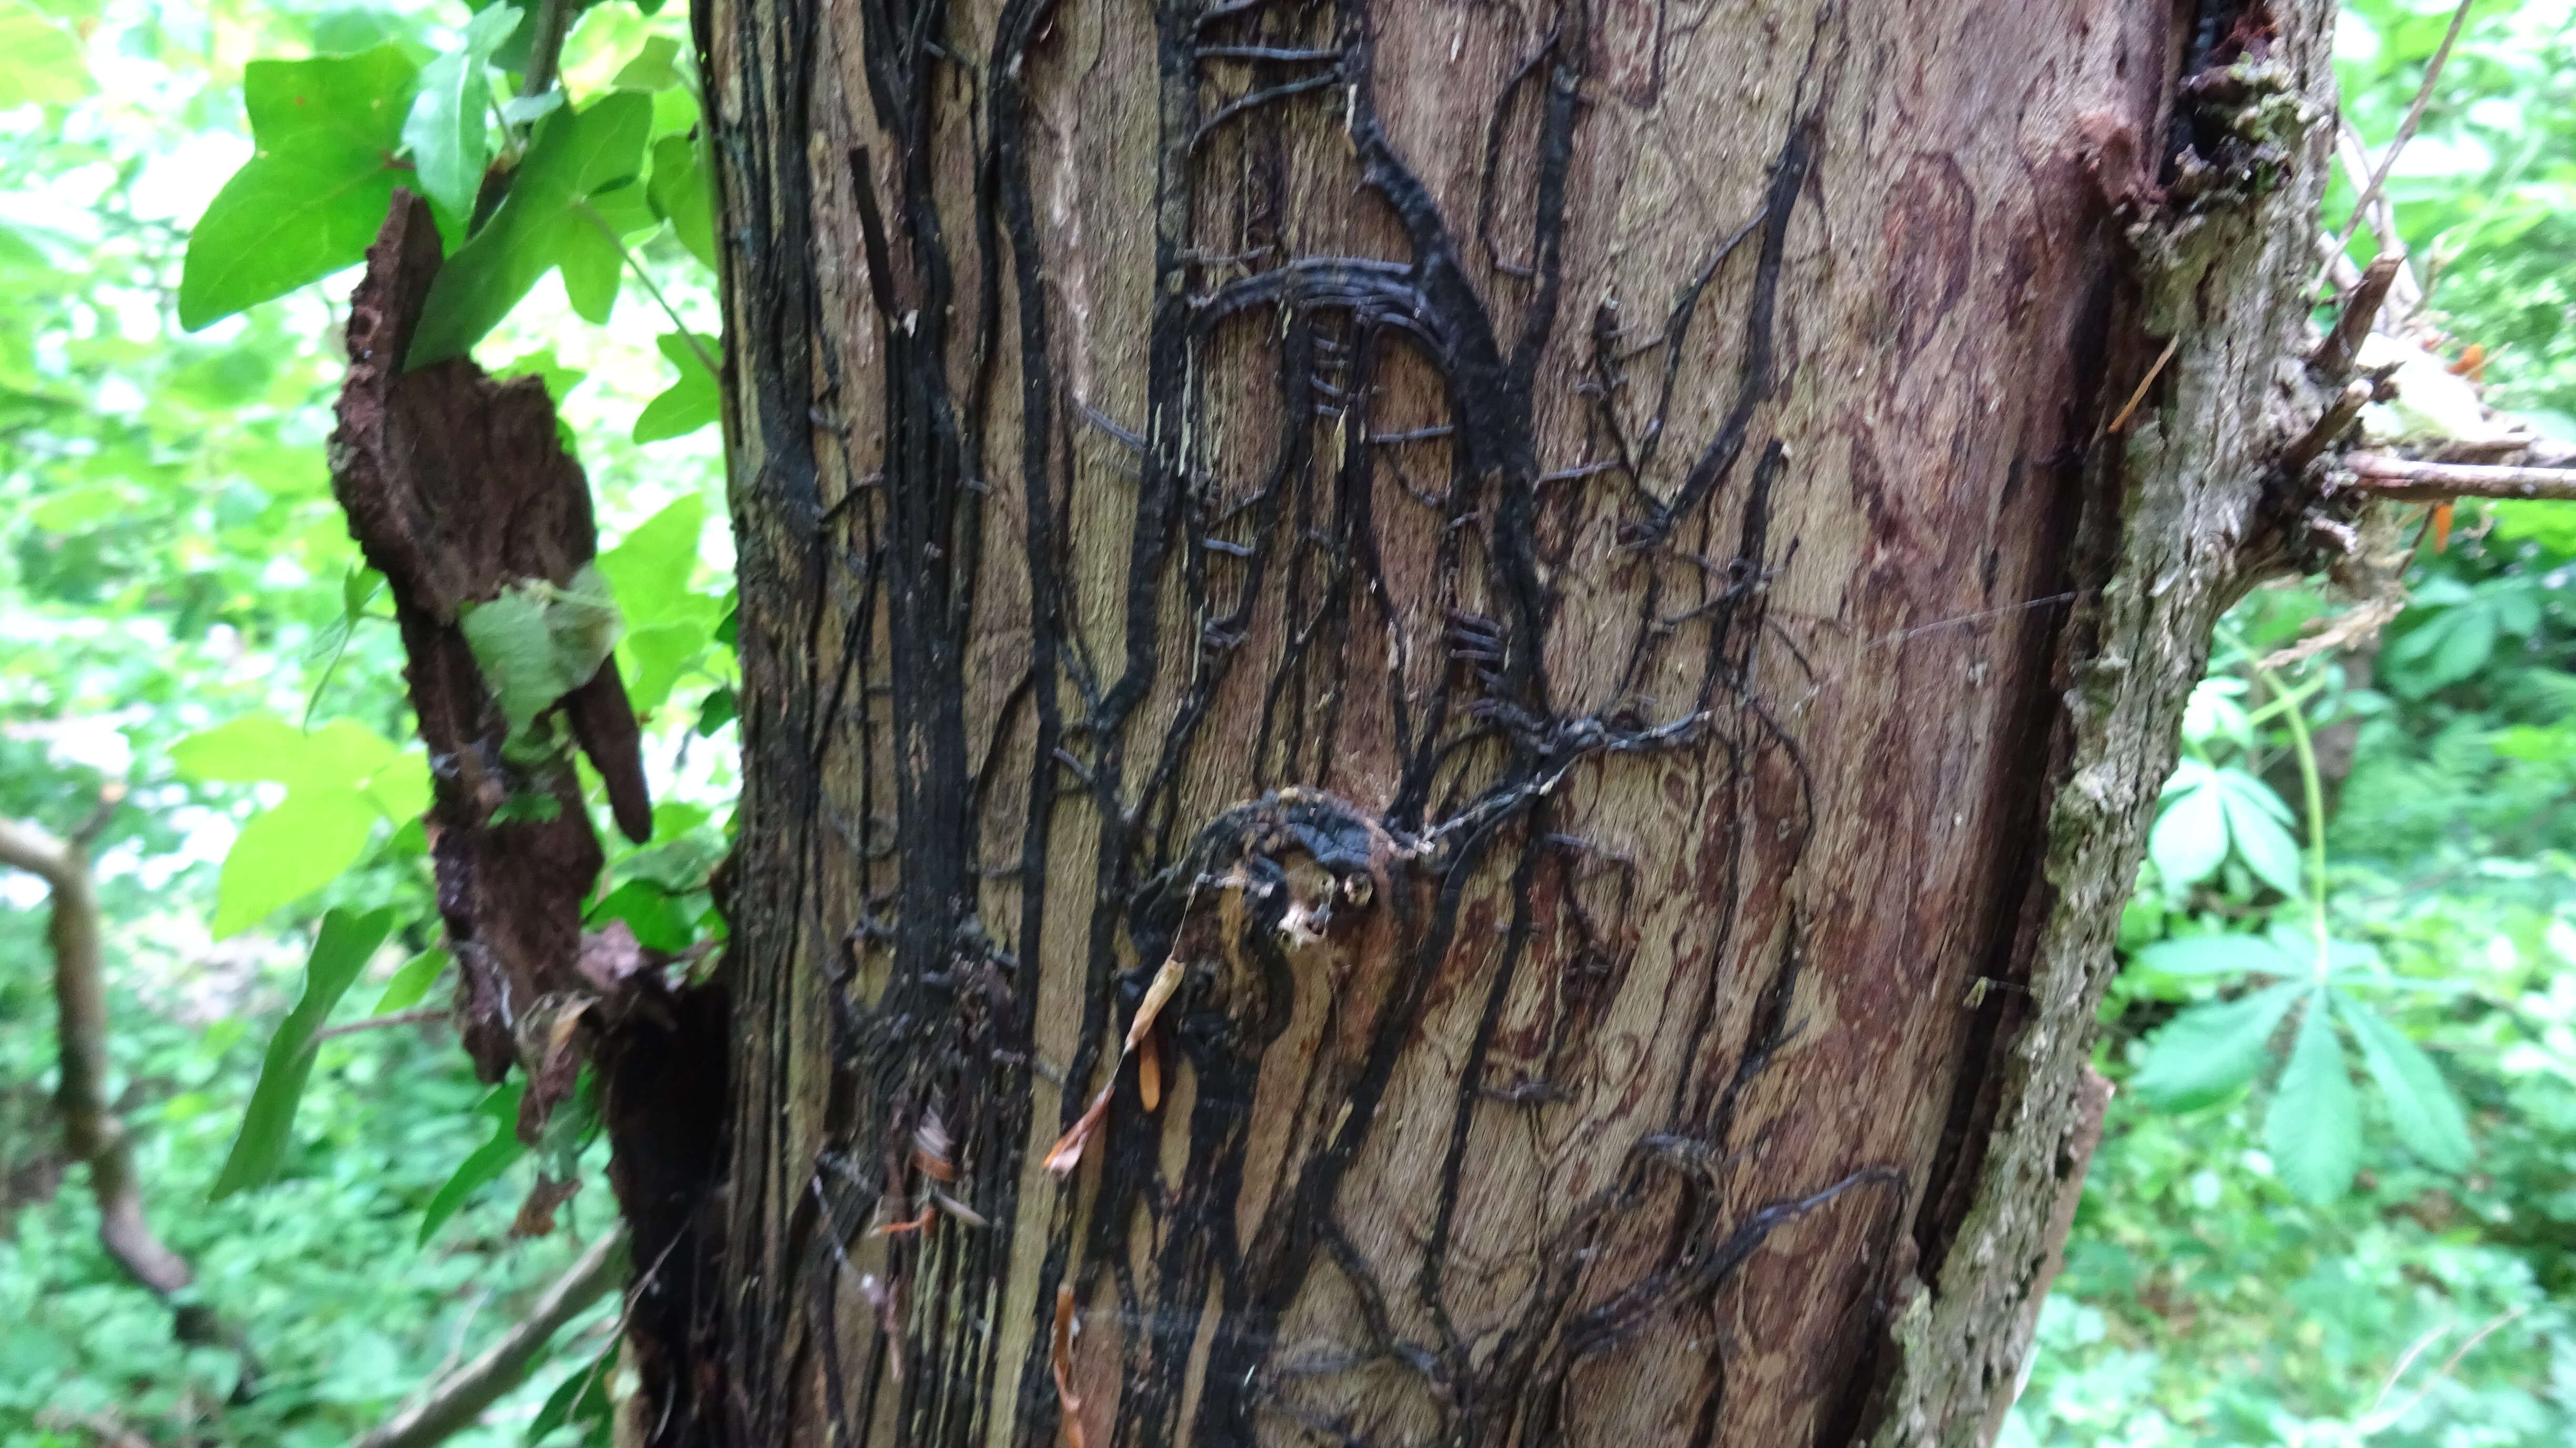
[680, 1, 2339, 1444]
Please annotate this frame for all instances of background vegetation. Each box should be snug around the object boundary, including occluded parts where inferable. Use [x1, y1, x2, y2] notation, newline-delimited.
[0, 0, 2568, 1443]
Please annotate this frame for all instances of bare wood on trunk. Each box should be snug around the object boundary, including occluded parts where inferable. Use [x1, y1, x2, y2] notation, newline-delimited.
[683, 1, 2342, 1444]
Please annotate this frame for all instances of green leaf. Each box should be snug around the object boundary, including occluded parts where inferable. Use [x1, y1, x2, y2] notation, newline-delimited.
[180, 46, 423, 329]
[419, 1082, 527, 1245]
[2337, 993, 2472, 1171]
[620, 621, 707, 713]
[527, 1343, 618, 1446]
[458, 565, 626, 742]
[647, 133, 717, 270]
[174, 712, 406, 793]
[400, 3, 517, 223]
[2149, 776, 2228, 888]
[0, 0, 90, 106]
[212, 787, 380, 937]
[2266, 993, 2361, 1203]
[407, 91, 652, 365]
[633, 333, 720, 441]
[2130, 980, 2308, 1111]
[374, 946, 451, 1013]
[696, 686, 736, 736]
[589, 878, 692, 952]
[2215, 777, 2306, 898]
[556, 208, 625, 323]
[2134, 933, 2301, 979]
[210, 907, 396, 1199]
[612, 34, 683, 90]
[596, 495, 707, 628]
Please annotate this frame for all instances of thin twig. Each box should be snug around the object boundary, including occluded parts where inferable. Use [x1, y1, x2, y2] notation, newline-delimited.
[2345, 453, 2576, 502]
[355, 1226, 628, 1448]
[2107, 336, 2181, 434]
[516, 0, 576, 103]
[2334, 0, 2477, 256]
[312, 1007, 447, 1044]
[0, 795, 260, 1384]
[572, 202, 721, 379]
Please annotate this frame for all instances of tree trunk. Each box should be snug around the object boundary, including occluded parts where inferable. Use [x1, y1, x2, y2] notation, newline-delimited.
[678, 1, 2338, 1444]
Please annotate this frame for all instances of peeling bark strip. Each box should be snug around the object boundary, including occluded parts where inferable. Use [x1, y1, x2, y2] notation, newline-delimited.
[330, 190, 730, 1433]
[701, 1, 2331, 1445]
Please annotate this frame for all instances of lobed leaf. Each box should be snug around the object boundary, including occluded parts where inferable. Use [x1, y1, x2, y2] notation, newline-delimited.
[2266, 994, 2362, 1203]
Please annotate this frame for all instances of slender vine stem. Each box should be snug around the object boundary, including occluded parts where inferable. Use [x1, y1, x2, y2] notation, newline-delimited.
[572, 199, 720, 378]
[2251, 653, 2333, 977]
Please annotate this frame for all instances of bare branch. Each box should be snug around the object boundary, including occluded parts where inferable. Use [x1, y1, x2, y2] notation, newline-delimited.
[2312, 255, 2403, 379]
[356, 1226, 628, 1448]
[0, 805, 257, 1379]
[312, 1007, 448, 1044]
[2334, 0, 2478, 257]
[2346, 453, 2576, 502]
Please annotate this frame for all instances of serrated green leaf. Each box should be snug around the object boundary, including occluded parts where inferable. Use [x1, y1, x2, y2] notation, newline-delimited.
[2217, 783, 2306, 898]
[633, 332, 720, 442]
[647, 133, 717, 269]
[400, 3, 516, 223]
[420, 1083, 527, 1244]
[212, 788, 380, 937]
[2130, 980, 2308, 1111]
[696, 686, 736, 737]
[374, 946, 451, 1013]
[0, 0, 90, 106]
[180, 46, 423, 329]
[2149, 778, 2228, 888]
[407, 91, 652, 365]
[210, 907, 396, 1199]
[2266, 993, 2361, 1203]
[2134, 933, 2301, 979]
[2337, 993, 2472, 1171]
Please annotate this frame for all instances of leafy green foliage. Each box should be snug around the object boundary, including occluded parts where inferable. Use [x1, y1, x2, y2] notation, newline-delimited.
[457, 562, 624, 746]
[409, 90, 652, 365]
[209, 906, 395, 1198]
[180, 47, 423, 330]
[3, 0, 726, 1437]
[402, 3, 520, 223]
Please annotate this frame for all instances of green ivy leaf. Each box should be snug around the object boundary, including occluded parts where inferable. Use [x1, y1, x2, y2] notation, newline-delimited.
[180, 46, 423, 329]
[209, 907, 396, 1199]
[647, 133, 717, 270]
[374, 946, 452, 1013]
[2336, 992, 2472, 1172]
[400, 3, 518, 224]
[2266, 993, 2361, 1203]
[407, 90, 652, 365]
[632, 332, 720, 442]
[2130, 979, 2308, 1111]
[419, 1082, 527, 1245]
